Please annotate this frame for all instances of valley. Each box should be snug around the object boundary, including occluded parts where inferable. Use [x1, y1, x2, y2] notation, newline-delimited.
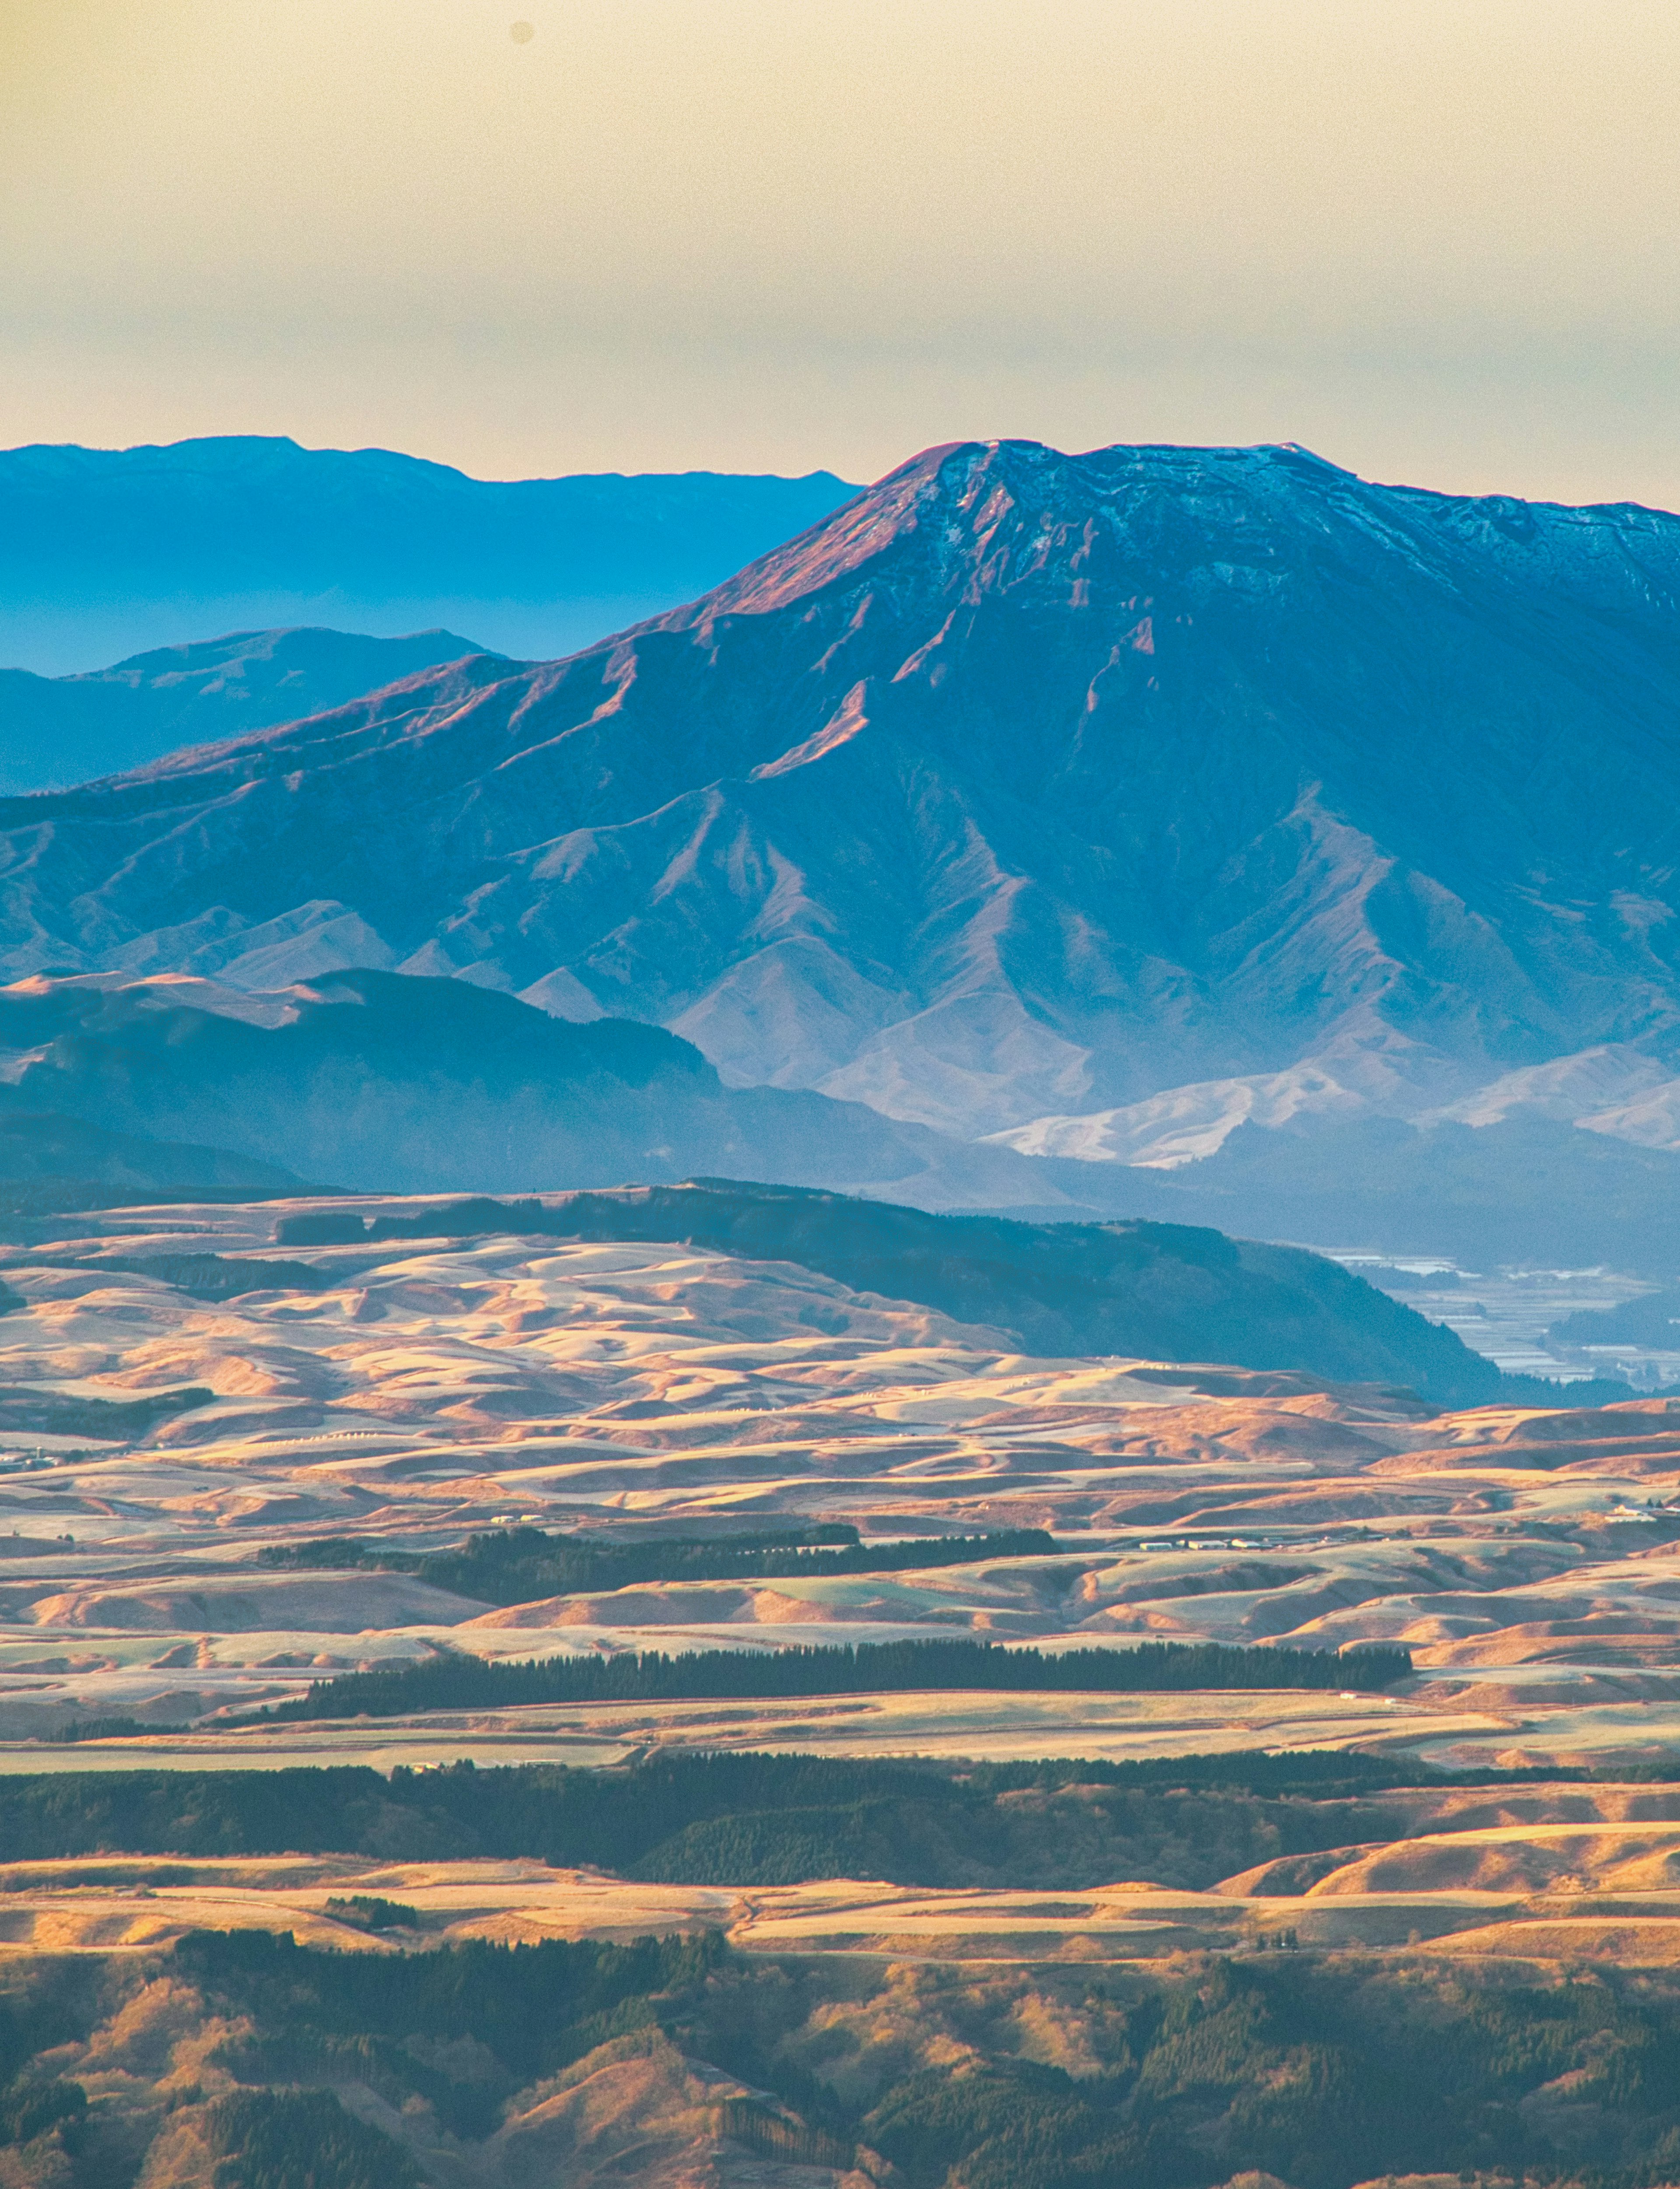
[7, 441, 1680, 2188]
[1328, 1255, 1669, 1385]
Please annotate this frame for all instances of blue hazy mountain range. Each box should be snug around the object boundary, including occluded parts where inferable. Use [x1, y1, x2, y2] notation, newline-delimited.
[0, 968, 1062, 1214]
[0, 627, 501, 794]
[0, 437, 858, 674]
[8, 436, 1680, 1269]
[0, 975, 1535, 1401]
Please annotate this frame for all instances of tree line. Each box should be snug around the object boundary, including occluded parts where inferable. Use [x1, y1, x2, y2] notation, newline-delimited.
[0, 1743, 1510, 1893]
[241, 1635, 1412, 1726]
[256, 1521, 1062, 1603]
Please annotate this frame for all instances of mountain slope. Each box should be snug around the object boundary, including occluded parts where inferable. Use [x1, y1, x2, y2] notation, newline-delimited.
[0, 627, 497, 793]
[0, 1112, 303, 1192]
[1079, 1113, 1680, 1274]
[308, 1177, 1505, 1404]
[0, 438, 858, 673]
[3, 437, 1679, 1148]
[0, 970, 1068, 1209]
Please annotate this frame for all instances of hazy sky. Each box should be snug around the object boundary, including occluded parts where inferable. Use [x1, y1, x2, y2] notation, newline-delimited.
[4, 0, 1680, 502]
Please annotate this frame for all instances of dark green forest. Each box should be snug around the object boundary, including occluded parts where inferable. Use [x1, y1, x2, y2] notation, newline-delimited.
[0, 1750, 1555, 1888]
[240, 1635, 1411, 1726]
[187, 1934, 1680, 2189]
[12, 1927, 1680, 2189]
[256, 1520, 1061, 1602]
[199, 2090, 420, 2189]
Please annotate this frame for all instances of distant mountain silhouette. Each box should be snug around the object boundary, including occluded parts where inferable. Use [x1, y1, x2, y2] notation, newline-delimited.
[0, 438, 858, 673]
[0, 1111, 302, 1192]
[8, 436, 1680, 1266]
[0, 627, 497, 793]
[0, 970, 1064, 1210]
[1087, 1112, 1680, 1274]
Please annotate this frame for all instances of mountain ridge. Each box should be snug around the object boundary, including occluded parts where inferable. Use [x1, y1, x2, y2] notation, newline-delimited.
[3, 440, 1680, 1081]
[0, 626, 500, 793]
[8, 435, 1680, 1266]
[0, 437, 859, 673]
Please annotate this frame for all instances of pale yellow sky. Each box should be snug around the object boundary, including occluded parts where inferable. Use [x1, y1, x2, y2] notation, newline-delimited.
[4, 0, 1680, 499]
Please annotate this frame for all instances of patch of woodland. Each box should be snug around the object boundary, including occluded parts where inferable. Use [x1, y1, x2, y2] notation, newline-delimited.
[235, 1636, 1412, 1726]
[255, 1520, 1061, 1600]
[0, 1175, 309, 1247]
[0, 1750, 1570, 1891]
[0, 1386, 213, 1440]
[71, 1253, 339, 1301]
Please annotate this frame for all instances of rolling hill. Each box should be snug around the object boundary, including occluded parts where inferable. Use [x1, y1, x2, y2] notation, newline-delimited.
[295, 1175, 1507, 1403]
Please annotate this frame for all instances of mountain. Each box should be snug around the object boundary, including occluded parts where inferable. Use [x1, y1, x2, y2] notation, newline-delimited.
[1078, 1112, 1680, 1275]
[302, 1177, 1508, 1405]
[0, 627, 497, 794]
[0, 439, 858, 674]
[1550, 1284, 1680, 1351]
[7, 436, 1680, 1265]
[0, 969, 1068, 1209]
[0, 1111, 303, 1192]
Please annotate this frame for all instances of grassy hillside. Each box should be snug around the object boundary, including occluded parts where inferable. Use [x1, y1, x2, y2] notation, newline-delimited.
[285, 1178, 1508, 1403]
[0, 1751, 1534, 1885]
[13, 1793, 1680, 2189]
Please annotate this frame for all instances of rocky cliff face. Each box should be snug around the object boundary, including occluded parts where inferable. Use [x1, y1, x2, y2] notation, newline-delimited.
[5, 438, 1680, 1149]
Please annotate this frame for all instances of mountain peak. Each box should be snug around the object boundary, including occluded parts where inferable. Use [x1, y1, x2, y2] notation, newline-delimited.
[648, 436, 1371, 640]
[645, 434, 1680, 663]
[5, 439, 1680, 1174]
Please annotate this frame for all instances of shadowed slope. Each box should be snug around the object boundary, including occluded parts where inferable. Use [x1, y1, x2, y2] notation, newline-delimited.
[4, 439, 1680, 1138]
[0, 969, 1060, 1209]
[0, 627, 501, 793]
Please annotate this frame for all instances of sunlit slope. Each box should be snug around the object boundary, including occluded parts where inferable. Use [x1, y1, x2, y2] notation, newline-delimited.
[16, 1775, 1680, 1965]
[0, 1191, 1672, 1770]
[7, 439, 1680, 1139]
[0, 628, 500, 793]
[284, 1178, 1502, 1399]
